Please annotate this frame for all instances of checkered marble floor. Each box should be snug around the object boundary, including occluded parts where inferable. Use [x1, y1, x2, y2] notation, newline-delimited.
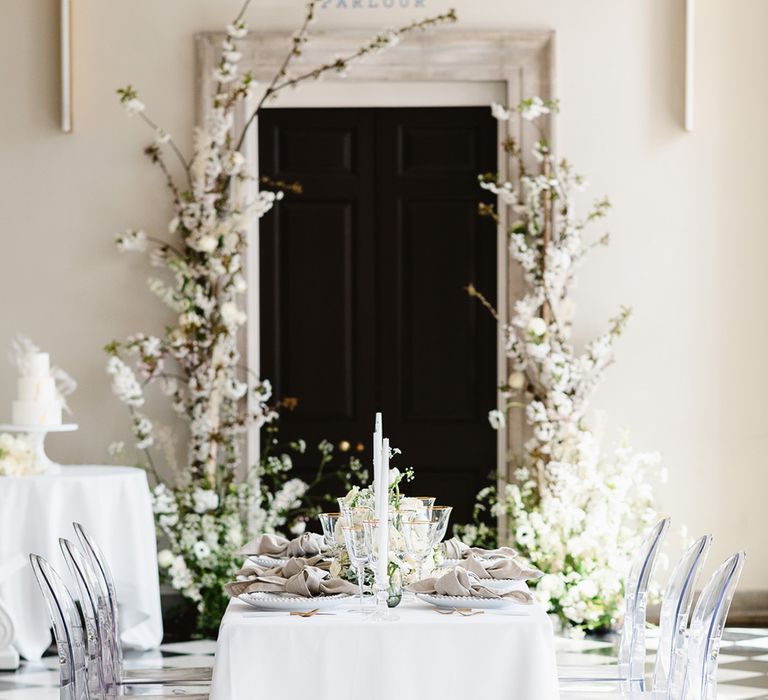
[3, 629, 768, 698]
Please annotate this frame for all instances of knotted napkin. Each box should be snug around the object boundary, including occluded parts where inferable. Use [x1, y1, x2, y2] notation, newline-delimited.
[441, 536, 519, 561]
[410, 568, 533, 604]
[457, 553, 542, 581]
[238, 532, 325, 558]
[226, 558, 357, 598]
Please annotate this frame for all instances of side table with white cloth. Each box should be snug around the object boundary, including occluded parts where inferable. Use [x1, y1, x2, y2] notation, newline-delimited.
[0, 465, 163, 660]
[210, 598, 560, 700]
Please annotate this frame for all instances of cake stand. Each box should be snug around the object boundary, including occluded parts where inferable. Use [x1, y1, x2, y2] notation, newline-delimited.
[0, 424, 78, 475]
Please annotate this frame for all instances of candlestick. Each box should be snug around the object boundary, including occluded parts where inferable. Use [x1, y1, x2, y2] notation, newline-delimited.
[376, 437, 390, 592]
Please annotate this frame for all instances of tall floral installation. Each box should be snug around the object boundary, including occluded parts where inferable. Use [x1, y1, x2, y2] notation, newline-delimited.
[455, 98, 664, 633]
[106, 0, 458, 633]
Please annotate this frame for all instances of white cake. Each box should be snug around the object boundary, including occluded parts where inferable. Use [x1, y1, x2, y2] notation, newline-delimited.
[11, 352, 62, 427]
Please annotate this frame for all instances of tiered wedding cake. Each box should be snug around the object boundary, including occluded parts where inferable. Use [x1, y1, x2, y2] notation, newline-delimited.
[11, 352, 62, 427]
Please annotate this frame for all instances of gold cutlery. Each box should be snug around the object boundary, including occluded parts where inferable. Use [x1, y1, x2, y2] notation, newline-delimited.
[289, 609, 336, 617]
[434, 608, 484, 617]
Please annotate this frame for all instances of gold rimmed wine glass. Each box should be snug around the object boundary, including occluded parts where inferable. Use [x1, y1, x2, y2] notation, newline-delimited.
[400, 519, 441, 582]
[429, 505, 453, 543]
[341, 525, 372, 614]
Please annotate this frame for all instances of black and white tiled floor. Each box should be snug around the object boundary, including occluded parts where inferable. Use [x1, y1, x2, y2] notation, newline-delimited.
[4, 629, 768, 698]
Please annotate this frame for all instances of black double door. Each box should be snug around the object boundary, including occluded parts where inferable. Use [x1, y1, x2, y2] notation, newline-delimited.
[259, 107, 497, 523]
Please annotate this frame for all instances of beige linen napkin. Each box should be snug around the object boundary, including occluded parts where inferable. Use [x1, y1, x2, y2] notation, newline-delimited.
[226, 559, 357, 598]
[238, 532, 325, 558]
[410, 568, 533, 604]
[458, 553, 542, 581]
[441, 537, 519, 561]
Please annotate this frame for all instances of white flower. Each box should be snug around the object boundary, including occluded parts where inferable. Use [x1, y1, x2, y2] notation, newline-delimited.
[519, 96, 550, 121]
[220, 301, 246, 327]
[154, 128, 171, 145]
[115, 229, 147, 253]
[193, 541, 211, 560]
[527, 316, 548, 337]
[0, 433, 42, 476]
[107, 441, 125, 458]
[192, 487, 219, 514]
[106, 356, 144, 407]
[195, 235, 218, 254]
[289, 520, 306, 535]
[388, 467, 400, 486]
[488, 409, 506, 431]
[122, 98, 145, 116]
[491, 103, 511, 121]
[157, 549, 175, 568]
[226, 21, 248, 39]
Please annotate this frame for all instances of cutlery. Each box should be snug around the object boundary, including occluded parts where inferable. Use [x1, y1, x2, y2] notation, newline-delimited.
[434, 608, 484, 617]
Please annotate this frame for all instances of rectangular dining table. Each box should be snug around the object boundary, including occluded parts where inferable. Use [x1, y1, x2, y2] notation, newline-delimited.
[210, 597, 560, 700]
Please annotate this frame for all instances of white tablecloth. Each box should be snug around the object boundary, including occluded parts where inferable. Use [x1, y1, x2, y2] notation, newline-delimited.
[211, 598, 560, 700]
[0, 465, 163, 660]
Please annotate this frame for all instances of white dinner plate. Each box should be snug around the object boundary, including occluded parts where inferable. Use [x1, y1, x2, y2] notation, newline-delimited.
[247, 555, 290, 568]
[415, 593, 528, 610]
[238, 592, 353, 612]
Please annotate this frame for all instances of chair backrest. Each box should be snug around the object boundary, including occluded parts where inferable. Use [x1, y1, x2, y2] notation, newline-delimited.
[617, 517, 671, 681]
[29, 554, 89, 700]
[681, 551, 746, 700]
[652, 534, 712, 692]
[60, 538, 118, 695]
[73, 522, 123, 679]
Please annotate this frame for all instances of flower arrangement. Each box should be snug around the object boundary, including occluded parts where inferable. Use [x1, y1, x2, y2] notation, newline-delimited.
[0, 433, 42, 477]
[105, 0, 457, 633]
[455, 98, 663, 632]
[330, 460, 443, 594]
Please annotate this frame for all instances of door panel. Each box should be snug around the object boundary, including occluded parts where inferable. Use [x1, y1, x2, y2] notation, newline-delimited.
[260, 107, 496, 523]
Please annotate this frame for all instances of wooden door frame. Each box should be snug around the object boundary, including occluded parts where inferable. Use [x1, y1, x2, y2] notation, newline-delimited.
[196, 29, 555, 541]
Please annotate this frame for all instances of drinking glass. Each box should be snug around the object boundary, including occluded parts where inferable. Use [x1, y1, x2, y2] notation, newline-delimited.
[429, 506, 453, 543]
[341, 525, 372, 613]
[414, 497, 437, 519]
[318, 512, 344, 551]
[401, 519, 441, 582]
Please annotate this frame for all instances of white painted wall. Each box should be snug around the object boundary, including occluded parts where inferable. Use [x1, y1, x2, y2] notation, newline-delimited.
[1, 0, 766, 588]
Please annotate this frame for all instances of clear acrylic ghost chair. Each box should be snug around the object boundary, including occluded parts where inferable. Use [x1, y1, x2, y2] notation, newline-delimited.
[30, 554, 89, 700]
[73, 522, 213, 686]
[682, 550, 746, 699]
[559, 517, 671, 690]
[651, 535, 712, 693]
[59, 539, 112, 697]
[31, 552, 209, 700]
[561, 551, 746, 700]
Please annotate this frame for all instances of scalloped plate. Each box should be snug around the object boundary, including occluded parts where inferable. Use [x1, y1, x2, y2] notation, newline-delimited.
[247, 555, 290, 568]
[238, 591, 353, 612]
[415, 593, 528, 610]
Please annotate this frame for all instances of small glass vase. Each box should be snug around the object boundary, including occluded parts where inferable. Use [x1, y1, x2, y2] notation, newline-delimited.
[387, 569, 403, 608]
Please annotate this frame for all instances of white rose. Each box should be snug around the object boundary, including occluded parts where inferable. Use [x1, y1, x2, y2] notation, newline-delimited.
[157, 549, 175, 568]
[192, 487, 219, 514]
[527, 316, 547, 337]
